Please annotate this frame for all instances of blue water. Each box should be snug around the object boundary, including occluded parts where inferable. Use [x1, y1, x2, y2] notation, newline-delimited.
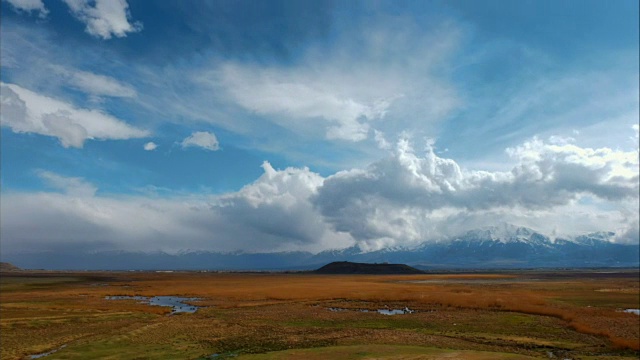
[378, 307, 414, 315]
[327, 307, 414, 315]
[105, 296, 200, 313]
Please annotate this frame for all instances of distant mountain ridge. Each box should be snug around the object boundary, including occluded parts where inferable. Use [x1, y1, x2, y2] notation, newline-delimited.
[3, 225, 638, 270]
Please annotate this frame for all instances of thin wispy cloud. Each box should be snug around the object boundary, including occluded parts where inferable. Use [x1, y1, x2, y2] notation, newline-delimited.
[38, 170, 97, 197]
[50, 65, 137, 100]
[203, 20, 460, 146]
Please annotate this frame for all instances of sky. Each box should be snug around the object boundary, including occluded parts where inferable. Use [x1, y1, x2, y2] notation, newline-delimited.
[1, 0, 638, 256]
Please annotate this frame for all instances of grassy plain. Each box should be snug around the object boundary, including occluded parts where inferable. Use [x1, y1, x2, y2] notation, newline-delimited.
[0, 270, 638, 359]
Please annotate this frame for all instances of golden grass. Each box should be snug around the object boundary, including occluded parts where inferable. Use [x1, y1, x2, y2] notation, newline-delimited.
[1, 270, 638, 359]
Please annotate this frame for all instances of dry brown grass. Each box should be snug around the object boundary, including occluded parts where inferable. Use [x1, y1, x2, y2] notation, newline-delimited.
[1, 270, 639, 359]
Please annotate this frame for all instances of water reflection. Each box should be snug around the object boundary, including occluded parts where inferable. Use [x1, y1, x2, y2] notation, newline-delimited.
[327, 306, 415, 315]
[378, 307, 414, 315]
[105, 296, 200, 313]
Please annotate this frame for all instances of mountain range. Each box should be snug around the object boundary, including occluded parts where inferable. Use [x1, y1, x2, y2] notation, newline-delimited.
[3, 224, 638, 270]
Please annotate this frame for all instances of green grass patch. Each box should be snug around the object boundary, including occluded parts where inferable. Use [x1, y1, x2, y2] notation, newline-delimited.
[0, 276, 85, 292]
[283, 317, 430, 330]
[549, 292, 639, 309]
[235, 344, 539, 359]
[495, 313, 537, 326]
[42, 338, 210, 360]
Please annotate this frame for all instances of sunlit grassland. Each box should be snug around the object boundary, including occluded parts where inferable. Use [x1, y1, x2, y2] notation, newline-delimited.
[1, 270, 638, 359]
[233, 344, 542, 360]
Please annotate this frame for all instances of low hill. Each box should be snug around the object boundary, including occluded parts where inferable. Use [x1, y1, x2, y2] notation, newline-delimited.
[315, 261, 424, 274]
[0, 262, 21, 272]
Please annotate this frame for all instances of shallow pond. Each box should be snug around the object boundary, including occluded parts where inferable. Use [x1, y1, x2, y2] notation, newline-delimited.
[105, 295, 200, 313]
[623, 309, 640, 315]
[378, 307, 414, 315]
[327, 307, 414, 315]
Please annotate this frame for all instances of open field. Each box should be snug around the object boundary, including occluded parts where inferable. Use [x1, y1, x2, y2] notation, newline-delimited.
[1, 270, 638, 359]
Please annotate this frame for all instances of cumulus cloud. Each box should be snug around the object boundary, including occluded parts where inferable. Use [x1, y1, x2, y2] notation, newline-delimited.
[0, 83, 149, 147]
[143, 142, 158, 151]
[62, 0, 142, 40]
[0, 165, 353, 254]
[3, 0, 48, 17]
[181, 131, 219, 151]
[314, 136, 639, 249]
[373, 130, 392, 150]
[1, 136, 637, 254]
[208, 161, 352, 251]
[614, 216, 640, 244]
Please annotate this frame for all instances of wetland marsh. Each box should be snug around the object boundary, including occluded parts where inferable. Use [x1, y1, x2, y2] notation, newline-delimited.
[1, 270, 638, 359]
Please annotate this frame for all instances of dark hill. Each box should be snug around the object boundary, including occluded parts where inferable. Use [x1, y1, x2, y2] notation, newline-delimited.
[0, 262, 21, 272]
[315, 261, 424, 274]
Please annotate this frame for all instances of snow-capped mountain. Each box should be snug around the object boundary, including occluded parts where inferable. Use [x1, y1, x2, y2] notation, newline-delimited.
[569, 231, 616, 246]
[308, 225, 634, 269]
[3, 225, 637, 270]
[451, 224, 552, 247]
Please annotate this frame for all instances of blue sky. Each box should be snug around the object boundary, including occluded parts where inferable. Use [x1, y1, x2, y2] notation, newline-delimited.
[1, 0, 638, 255]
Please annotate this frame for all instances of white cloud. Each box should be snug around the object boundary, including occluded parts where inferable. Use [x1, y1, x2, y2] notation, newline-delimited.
[0, 83, 149, 147]
[1, 135, 637, 254]
[38, 171, 97, 197]
[461, 66, 640, 154]
[143, 142, 158, 151]
[216, 63, 389, 141]
[0, 26, 138, 105]
[198, 20, 460, 144]
[373, 130, 392, 150]
[1, 14, 459, 170]
[62, 0, 142, 40]
[0, 165, 353, 254]
[3, 0, 48, 18]
[614, 213, 640, 245]
[39, 111, 89, 148]
[180, 131, 219, 151]
[314, 136, 639, 249]
[50, 66, 137, 99]
[209, 161, 352, 252]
